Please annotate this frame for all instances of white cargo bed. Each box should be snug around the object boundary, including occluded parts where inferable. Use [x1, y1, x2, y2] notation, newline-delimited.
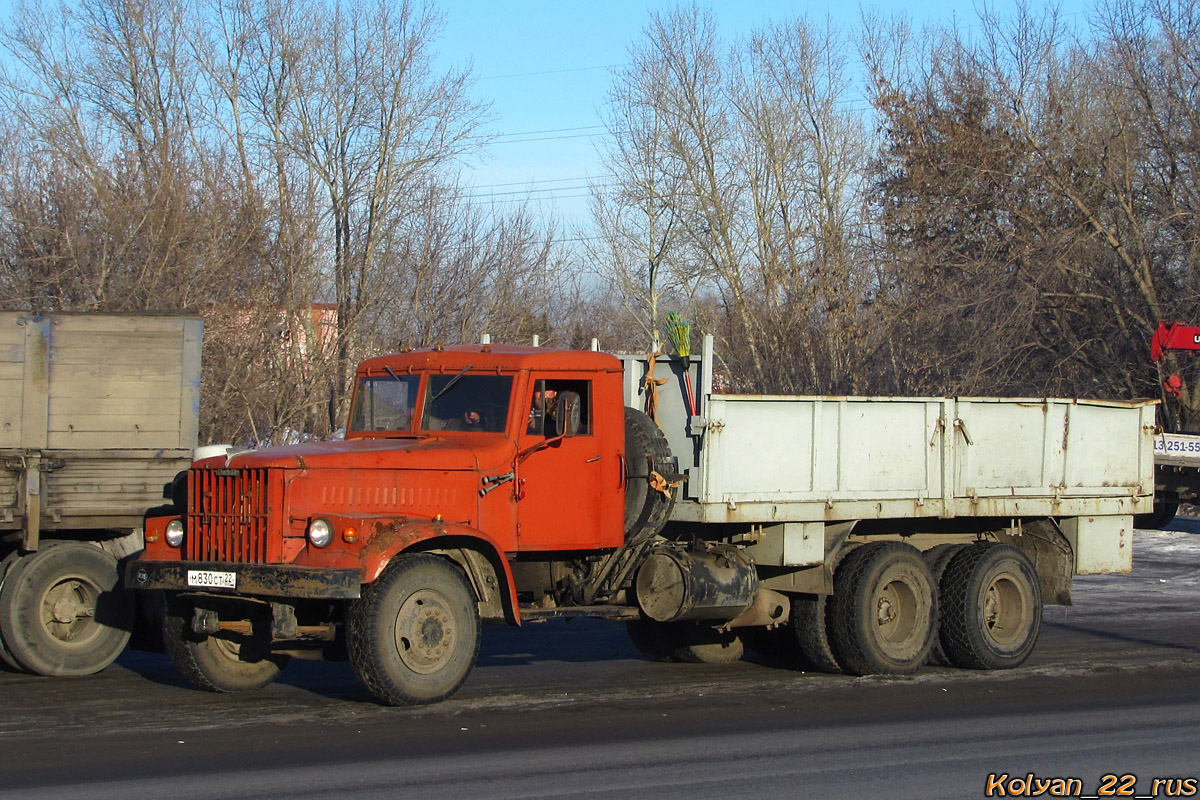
[679, 394, 1155, 524]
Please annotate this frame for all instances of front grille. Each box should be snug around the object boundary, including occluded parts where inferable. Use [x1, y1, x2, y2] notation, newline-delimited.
[185, 468, 272, 563]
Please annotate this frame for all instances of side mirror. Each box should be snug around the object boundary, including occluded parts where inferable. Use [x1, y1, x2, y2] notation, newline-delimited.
[554, 391, 582, 437]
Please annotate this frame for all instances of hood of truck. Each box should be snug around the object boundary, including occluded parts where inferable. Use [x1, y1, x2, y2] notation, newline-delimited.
[210, 436, 514, 472]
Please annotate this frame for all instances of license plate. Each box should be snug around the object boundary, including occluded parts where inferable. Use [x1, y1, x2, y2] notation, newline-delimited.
[187, 569, 237, 589]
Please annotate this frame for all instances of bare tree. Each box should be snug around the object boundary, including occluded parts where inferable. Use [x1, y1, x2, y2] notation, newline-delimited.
[588, 6, 874, 393]
[863, 0, 1200, 414]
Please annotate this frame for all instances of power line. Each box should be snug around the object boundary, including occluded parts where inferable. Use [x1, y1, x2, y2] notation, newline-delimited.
[471, 184, 593, 198]
[479, 64, 623, 81]
[470, 175, 608, 190]
[465, 191, 596, 205]
[493, 125, 606, 139]
[493, 131, 607, 144]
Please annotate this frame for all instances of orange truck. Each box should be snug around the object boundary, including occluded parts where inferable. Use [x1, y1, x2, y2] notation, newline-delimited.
[128, 338, 1153, 705]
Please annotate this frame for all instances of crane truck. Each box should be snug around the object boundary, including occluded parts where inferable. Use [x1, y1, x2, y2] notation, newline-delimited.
[1141, 320, 1200, 528]
[127, 337, 1151, 705]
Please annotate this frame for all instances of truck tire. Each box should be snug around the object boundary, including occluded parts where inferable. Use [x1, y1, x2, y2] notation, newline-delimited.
[938, 543, 1041, 670]
[671, 624, 744, 664]
[347, 554, 480, 706]
[624, 617, 678, 661]
[625, 617, 743, 663]
[789, 592, 842, 673]
[624, 408, 675, 542]
[780, 543, 859, 674]
[163, 598, 287, 692]
[1134, 500, 1179, 530]
[922, 543, 968, 666]
[0, 551, 27, 672]
[828, 541, 937, 676]
[0, 542, 133, 676]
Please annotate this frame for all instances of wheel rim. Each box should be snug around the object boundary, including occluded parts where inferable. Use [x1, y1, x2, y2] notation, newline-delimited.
[393, 588, 457, 675]
[875, 577, 919, 646]
[982, 572, 1028, 646]
[38, 573, 102, 649]
[211, 635, 248, 662]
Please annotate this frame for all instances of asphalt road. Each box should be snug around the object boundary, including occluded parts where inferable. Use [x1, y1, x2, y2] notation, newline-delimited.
[1, 528, 1198, 799]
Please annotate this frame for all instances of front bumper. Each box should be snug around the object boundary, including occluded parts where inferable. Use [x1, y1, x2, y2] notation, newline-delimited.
[126, 561, 362, 600]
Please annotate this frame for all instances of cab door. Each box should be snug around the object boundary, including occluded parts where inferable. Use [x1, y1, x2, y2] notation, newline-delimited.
[514, 375, 606, 551]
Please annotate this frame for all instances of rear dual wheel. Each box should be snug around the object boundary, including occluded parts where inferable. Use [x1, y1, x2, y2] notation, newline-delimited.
[0, 551, 25, 671]
[829, 542, 938, 676]
[0, 543, 133, 676]
[922, 543, 967, 666]
[938, 544, 1041, 670]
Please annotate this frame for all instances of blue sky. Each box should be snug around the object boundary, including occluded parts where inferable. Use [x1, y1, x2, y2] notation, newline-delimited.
[437, 0, 1091, 230]
[0, 0, 1091, 230]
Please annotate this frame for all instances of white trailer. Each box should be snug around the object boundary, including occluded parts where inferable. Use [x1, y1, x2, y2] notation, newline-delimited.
[0, 312, 201, 676]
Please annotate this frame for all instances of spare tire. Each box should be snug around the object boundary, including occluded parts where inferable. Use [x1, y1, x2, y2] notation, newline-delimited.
[623, 408, 675, 542]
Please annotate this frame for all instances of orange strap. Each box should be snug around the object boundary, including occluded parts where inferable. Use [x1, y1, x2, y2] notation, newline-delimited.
[643, 351, 667, 423]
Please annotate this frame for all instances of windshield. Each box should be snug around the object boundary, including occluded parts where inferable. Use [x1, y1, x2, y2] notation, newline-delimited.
[349, 374, 420, 433]
[421, 374, 513, 433]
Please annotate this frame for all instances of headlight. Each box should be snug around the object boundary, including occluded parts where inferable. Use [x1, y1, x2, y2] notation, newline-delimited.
[165, 519, 185, 548]
[308, 518, 333, 548]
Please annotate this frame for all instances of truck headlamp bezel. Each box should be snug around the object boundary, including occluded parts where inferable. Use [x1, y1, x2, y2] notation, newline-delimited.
[308, 518, 333, 549]
[165, 518, 185, 548]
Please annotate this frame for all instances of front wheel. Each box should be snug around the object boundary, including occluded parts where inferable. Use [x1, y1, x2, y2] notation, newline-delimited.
[347, 554, 481, 706]
[939, 544, 1041, 670]
[163, 599, 288, 692]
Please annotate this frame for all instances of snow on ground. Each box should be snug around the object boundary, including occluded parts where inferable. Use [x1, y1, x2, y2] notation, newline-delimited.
[1052, 522, 1200, 621]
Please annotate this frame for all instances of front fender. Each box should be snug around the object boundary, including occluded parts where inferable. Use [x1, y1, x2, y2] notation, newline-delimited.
[358, 518, 520, 625]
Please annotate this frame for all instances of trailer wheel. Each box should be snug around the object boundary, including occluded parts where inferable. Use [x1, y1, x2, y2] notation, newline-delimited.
[922, 543, 968, 666]
[939, 544, 1041, 670]
[347, 554, 480, 706]
[623, 408, 675, 542]
[829, 542, 936, 675]
[163, 599, 287, 692]
[0, 551, 27, 672]
[0, 542, 133, 676]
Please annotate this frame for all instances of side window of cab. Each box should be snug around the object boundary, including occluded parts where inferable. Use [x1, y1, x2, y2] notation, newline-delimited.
[525, 378, 591, 438]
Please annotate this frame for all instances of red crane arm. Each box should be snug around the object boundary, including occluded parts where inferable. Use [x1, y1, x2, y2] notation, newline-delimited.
[1151, 320, 1200, 361]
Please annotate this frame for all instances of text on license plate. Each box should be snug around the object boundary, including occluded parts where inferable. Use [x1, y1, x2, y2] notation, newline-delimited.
[187, 569, 236, 589]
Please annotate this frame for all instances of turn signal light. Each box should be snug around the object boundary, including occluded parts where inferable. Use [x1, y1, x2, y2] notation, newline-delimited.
[342, 527, 359, 543]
